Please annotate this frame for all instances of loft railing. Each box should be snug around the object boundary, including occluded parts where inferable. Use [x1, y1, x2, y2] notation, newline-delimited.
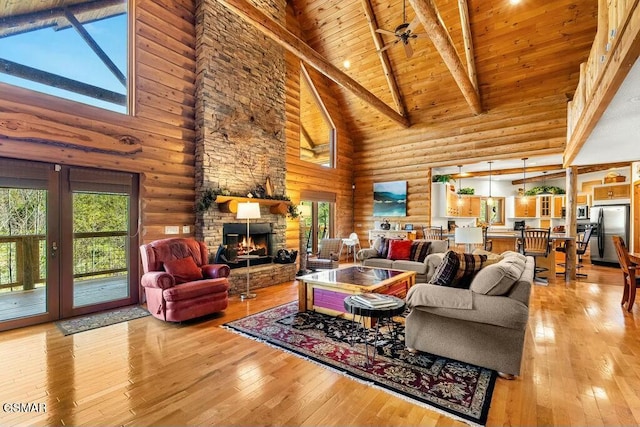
[0, 231, 128, 292]
[565, 0, 640, 165]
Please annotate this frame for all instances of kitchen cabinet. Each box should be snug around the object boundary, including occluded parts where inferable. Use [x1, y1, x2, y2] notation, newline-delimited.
[593, 183, 630, 201]
[538, 195, 552, 217]
[576, 193, 590, 205]
[552, 195, 565, 219]
[457, 196, 481, 217]
[432, 183, 481, 217]
[513, 197, 537, 218]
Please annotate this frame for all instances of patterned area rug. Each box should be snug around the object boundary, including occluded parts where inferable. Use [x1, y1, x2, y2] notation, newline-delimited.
[56, 305, 150, 335]
[224, 303, 496, 425]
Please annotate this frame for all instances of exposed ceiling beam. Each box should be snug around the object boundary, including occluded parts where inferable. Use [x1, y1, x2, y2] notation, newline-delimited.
[0, 58, 125, 105]
[360, 0, 408, 117]
[408, 0, 482, 114]
[451, 164, 563, 179]
[64, 8, 126, 87]
[511, 161, 631, 184]
[217, 0, 410, 128]
[457, 0, 478, 92]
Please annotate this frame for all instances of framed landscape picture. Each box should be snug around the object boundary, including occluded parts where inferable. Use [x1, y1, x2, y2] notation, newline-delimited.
[373, 181, 407, 217]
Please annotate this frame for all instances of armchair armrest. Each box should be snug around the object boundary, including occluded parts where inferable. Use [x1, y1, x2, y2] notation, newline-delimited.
[202, 263, 231, 279]
[141, 271, 175, 289]
[356, 248, 379, 261]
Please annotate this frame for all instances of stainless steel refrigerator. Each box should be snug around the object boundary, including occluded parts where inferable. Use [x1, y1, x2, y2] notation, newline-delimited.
[590, 204, 630, 264]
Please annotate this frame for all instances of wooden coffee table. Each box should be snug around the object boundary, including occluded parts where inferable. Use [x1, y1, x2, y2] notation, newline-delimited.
[297, 266, 416, 319]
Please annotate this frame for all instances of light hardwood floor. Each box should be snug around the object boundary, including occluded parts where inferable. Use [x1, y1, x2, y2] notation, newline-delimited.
[0, 263, 636, 426]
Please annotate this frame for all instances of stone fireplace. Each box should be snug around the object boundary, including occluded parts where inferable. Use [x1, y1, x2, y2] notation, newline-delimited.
[194, 0, 295, 294]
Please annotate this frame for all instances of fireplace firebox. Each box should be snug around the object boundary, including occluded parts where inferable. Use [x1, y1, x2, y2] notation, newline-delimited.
[222, 223, 274, 268]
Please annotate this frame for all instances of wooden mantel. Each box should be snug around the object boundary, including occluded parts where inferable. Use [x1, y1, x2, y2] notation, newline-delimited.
[215, 196, 290, 215]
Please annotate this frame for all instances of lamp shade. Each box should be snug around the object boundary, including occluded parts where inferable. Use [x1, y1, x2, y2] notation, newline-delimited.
[455, 227, 483, 245]
[236, 202, 261, 219]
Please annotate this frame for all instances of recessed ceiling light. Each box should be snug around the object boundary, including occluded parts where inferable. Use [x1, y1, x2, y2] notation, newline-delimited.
[343, 60, 351, 69]
[509, 0, 521, 4]
[630, 96, 640, 103]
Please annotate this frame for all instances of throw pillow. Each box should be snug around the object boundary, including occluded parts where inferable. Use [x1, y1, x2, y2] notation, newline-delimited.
[164, 256, 203, 284]
[387, 239, 412, 260]
[455, 252, 490, 289]
[410, 240, 432, 263]
[429, 251, 461, 287]
[429, 250, 488, 289]
[377, 237, 399, 259]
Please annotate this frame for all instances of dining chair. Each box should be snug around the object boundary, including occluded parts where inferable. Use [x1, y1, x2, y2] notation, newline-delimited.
[518, 228, 551, 284]
[422, 225, 444, 240]
[555, 226, 594, 278]
[612, 235, 640, 312]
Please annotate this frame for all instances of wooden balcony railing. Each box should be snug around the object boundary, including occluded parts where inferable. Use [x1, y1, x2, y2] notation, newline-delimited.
[565, 0, 640, 166]
[0, 231, 127, 292]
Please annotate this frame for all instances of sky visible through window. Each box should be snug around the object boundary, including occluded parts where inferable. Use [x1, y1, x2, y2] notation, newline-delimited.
[0, 13, 127, 113]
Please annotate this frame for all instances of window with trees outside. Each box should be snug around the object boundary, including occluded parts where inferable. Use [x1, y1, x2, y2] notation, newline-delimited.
[0, 0, 129, 113]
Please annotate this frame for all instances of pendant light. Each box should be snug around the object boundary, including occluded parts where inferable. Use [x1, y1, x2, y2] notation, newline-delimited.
[457, 165, 464, 206]
[487, 161, 494, 206]
[521, 157, 528, 202]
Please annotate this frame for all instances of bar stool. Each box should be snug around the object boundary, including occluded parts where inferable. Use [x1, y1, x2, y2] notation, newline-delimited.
[518, 228, 551, 284]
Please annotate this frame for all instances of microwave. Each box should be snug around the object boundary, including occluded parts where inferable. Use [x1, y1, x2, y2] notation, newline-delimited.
[577, 205, 589, 219]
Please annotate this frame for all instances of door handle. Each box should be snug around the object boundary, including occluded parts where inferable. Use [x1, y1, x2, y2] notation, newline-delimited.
[51, 241, 58, 258]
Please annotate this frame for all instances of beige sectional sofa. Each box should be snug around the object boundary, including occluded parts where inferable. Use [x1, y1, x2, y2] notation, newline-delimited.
[356, 239, 449, 282]
[405, 251, 534, 376]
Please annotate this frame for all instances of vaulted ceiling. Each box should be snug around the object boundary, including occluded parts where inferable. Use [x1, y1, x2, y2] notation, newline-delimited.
[287, 0, 598, 144]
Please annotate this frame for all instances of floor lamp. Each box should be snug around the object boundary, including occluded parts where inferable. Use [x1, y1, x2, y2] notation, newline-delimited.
[237, 202, 261, 300]
[455, 227, 483, 253]
[296, 204, 312, 276]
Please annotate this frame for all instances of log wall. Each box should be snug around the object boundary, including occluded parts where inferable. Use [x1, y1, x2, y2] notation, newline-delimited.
[0, 0, 198, 244]
[284, 3, 355, 251]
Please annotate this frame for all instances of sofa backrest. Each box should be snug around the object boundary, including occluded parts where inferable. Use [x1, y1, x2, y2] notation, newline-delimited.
[140, 238, 208, 273]
[506, 256, 534, 307]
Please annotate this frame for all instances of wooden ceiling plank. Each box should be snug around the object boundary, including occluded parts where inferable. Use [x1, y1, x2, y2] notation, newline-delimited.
[218, 0, 410, 128]
[407, 0, 482, 114]
[360, 0, 407, 117]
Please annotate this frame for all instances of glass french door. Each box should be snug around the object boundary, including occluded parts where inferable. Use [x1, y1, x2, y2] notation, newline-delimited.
[300, 198, 335, 254]
[0, 158, 139, 330]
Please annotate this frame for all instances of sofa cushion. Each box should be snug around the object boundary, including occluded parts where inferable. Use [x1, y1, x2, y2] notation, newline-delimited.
[429, 250, 488, 289]
[164, 256, 203, 284]
[501, 250, 527, 262]
[392, 260, 428, 274]
[364, 258, 395, 269]
[470, 256, 526, 296]
[472, 248, 504, 263]
[406, 283, 472, 309]
[410, 240, 431, 262]
[428, 239, 449, 254]
[387, 239, 412, 260]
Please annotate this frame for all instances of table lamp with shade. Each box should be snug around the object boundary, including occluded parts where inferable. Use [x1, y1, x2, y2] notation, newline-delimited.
[455, 227, 483, 253]
[236, 202, 261, 299]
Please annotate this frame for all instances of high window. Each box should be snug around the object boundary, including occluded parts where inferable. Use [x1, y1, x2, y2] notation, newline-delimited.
[299, 64, 336, 168]
[0, 0, 129, 114]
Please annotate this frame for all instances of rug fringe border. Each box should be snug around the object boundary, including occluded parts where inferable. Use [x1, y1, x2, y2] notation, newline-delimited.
[221, 325, 484, 427]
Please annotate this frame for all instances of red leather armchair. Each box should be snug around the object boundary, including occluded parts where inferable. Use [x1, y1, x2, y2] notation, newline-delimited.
[140, 238, 230, 322]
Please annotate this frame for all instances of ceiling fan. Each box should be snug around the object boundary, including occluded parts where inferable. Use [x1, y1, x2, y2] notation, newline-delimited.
[375, 0, 427, 58]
